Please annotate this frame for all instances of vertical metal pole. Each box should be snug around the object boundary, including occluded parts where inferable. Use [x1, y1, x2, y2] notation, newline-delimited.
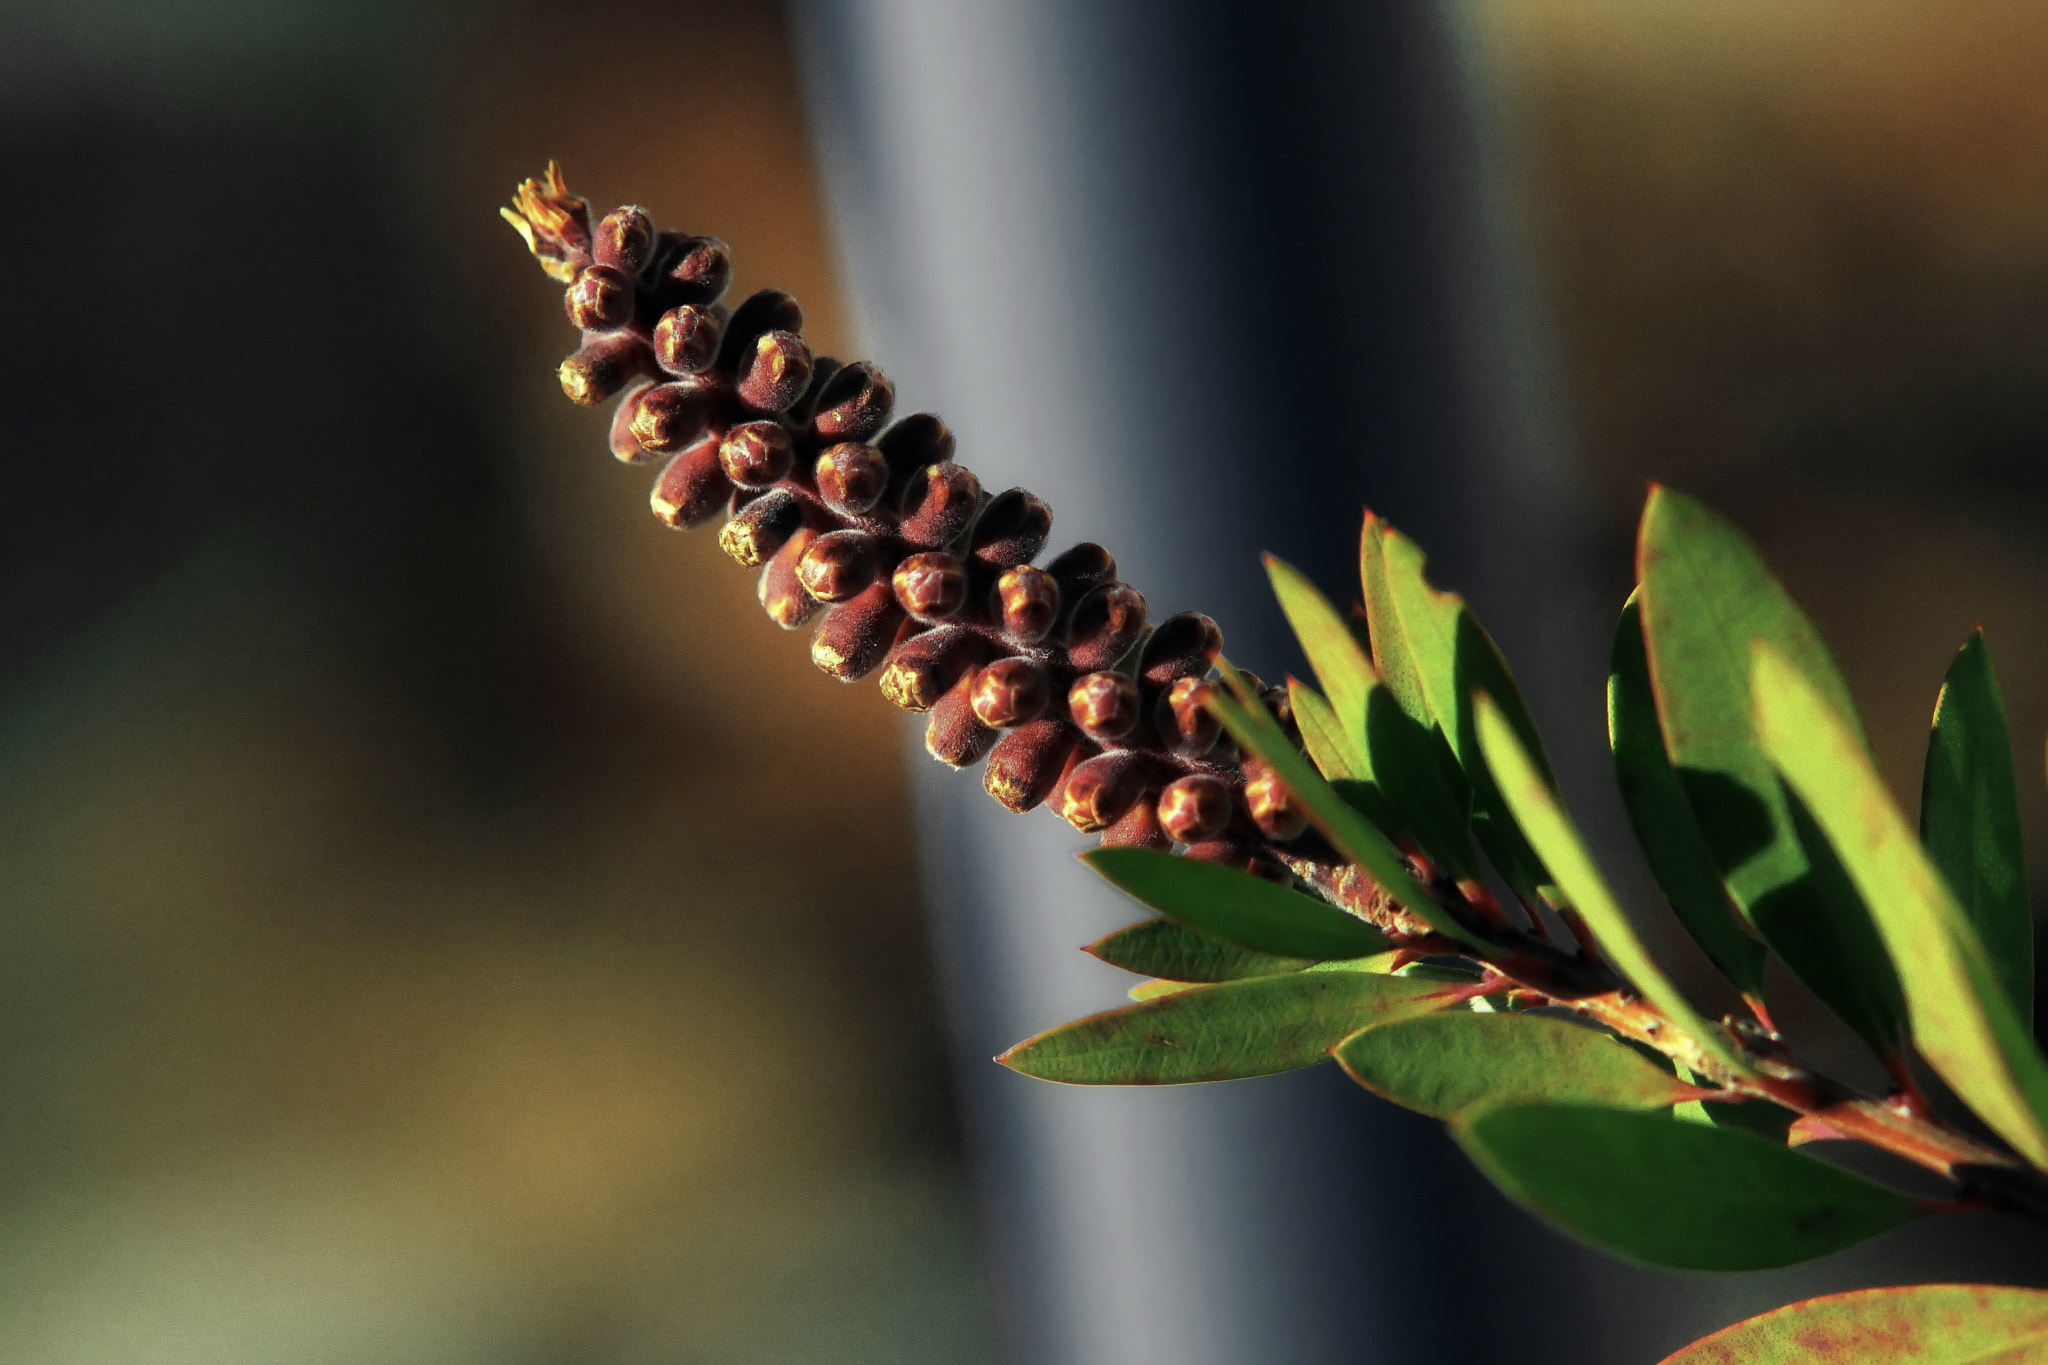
[790, 3, 1596, 1361]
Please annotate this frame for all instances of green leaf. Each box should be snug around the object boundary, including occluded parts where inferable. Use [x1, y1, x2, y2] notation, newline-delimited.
[1290, 678, 1402, 834]
[998, 971, 1467, 1085]
[1452, 1103, 1921, 1271]
[1365, 685, 1482, 881]
[1476, 693, 1748, 1073]
[1609, 591, 1771, 1001]
[1084, 847, 1389, 962]
[1359, 511, 1432, 727]
[1334, 1013, 1697, 1119]
[1266, 555, 1374, 768]
[1361, 512, 1556, 902]
[1636, 485, 1906, 1054]
[1207, 665, 1490, 952]
[1087, 918, 1321, 983]
[1752, 643, 2048, 1171]
[1659, 1283, 2048, 1364]
[1922, 630, 2032, 1031]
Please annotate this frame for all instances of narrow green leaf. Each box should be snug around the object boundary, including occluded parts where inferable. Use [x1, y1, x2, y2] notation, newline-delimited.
[1266, 555, 1374, 767]
[1087, 918, 1321, 983]
[1453, 1103, 1921, 1271]
[1084, 847, 1389, 962]
[1476, 694, 1747, 1073]
[1334, 1013, 1697, 1119]
[1360, 511, 1431, 727]
[1922, 630, 2032, 1031]
[1207, 666, 1490, 952]
[999, 971, 1465, 1085]
[1637, 485, 1906, 1054]
[1290, 678, 1366, 783]
[1609, 591, 1771, 1001]
[1752, 643, 2048, 1170]
[1365, 685, 1482, 880]
[1659, 1283, 2048, 1365]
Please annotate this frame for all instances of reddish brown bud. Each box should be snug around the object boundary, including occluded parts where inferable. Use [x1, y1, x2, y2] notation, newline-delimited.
[797, 529, 879, 603]
[1139, 613, 1224, 688]
[737, 330, 813, 414]
[652, 233, 732, 306]
[809, 361, 896, 444]
[718, 289, 804, 367]
[899, 463, 982, 549]
[1100, 799, 1172, 850]
[1067, 582, 1147, 672]
[1260, 686, 1300, 743]
[718, 420, 795, 488]
[1156, 774, 1231, 844]
[970, 657, 1052, 729]
[815, 442, 889, 516]
[926, 671, 999, 767]
[969, 488, 1053, 570]
[758, 527, 823, 629]
[1243, 758, 1308, 841]
[1045, 543, 1118, 602]
[650, 435, 732, 529]
[892, 552, 968, 622]
[1161, 677, 1222, 757]
[811, 580, 906, 682]
[559, 334, 652, 406]
[790, 356, 842, 424]
[879, 624, 983, 711]
[652, 304, 720, 374]
[1186, 841, 1289, 881]
[608, 381, 653, 464]
[718, 488, 803, 567]
[1068, 671, 1141, 742]
[565, 264, 633, 330]
[1059, 751, 1149, 833]
[983, 719, 1077, 813]
[627, 380, 713, 452]
[876, 414, 956, 496]
[986, 567, 1051, 644]
[593, 205, 656, 274]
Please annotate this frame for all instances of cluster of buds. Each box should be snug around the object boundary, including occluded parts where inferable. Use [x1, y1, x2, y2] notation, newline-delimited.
[505, 165, 1318, 868]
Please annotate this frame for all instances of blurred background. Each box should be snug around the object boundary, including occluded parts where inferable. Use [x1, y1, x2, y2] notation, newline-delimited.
[2, 1, 2046, 1361]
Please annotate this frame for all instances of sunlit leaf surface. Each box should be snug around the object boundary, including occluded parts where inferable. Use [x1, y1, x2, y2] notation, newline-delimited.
[1335, 1012, 1696, 1119]
[1087, 918, 1322, 983]
[1084, 848, 1388, 962]
[1658, 1283, 2048, 1364]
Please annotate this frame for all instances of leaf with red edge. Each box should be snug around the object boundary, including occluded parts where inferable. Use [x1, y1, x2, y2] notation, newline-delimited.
[1658, 1283, 2048, 1364]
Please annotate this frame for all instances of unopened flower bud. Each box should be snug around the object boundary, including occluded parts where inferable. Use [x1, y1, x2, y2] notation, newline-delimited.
[994, 565, 1060, 643]
[899, 463, 982, 549]
[593, 205, 656, 274]
[790, 356, 841, 425]
[608, 381, 653, 464]
[811, 580, 906, 682]
[892, 552, 967, 622]
[1242, 758, 1308, 841]
[565, 264, 633, 330]
[1157, 774, 1231, 844]
[1139, 613, 1224, 688]
[1045, 543, 1117, 602]
[502, 162, 592, 283]
[1260, 686, 1300, 743]
[879, 624, 983, 711]
[926, 671, 999, 767]
[1059, 751, 1149, 833]
[983, 719, 1077, 813]
[809, 442, 883, 516]
[1068, 671, 1140, 742]
[737, 330, 813, 414]
[559, 334, 652, 406]
[718, 488, 803, 567]
[653, 304, 720, 374]
[1100, 799, 1172, 850]
[650, 435, 732, 528]
[969, 489, 1053, 571]
[758, 527, 823, 629]
[628, 380, 713, 452]
[970, 657, 1052, 729]
[718, 289, 804, 368]
[797, 529, 879, 603]
[876, 413, 956, 498]
[652, 233, 732, 306]
[1159, 676, 1221, 757]
[718, 420, 794, 488]
[1067, 582, 1147, 672]
[809, 361, 896, 444]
